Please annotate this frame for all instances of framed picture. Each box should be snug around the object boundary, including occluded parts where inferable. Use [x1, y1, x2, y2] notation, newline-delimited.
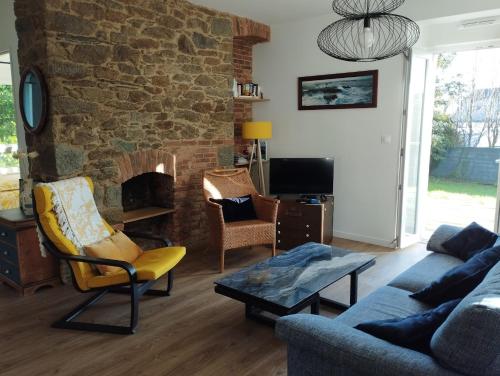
[298, 70, 378, 110]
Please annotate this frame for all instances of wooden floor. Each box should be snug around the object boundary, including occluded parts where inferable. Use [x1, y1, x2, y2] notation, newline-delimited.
[0, 239, 429, 376]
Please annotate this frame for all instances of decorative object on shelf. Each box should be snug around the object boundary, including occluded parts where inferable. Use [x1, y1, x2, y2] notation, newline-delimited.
[299, 70, 378, 110]
[234, 81, 263, 99]
[242, 121, 272, 194]
[19, 66, 48, 134]
[13, 150, 39, 215]
[317, 0, 420, 62]
[19, 178, 34, 216]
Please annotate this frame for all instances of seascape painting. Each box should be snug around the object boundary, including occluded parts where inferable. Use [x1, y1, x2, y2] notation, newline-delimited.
[298, 70, 378, 110]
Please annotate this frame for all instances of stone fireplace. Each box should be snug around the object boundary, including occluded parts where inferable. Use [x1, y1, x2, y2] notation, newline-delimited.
[14, 0, 270, 250]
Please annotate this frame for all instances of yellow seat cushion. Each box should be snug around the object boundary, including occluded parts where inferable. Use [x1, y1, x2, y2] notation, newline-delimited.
[87, 246, 186, 289]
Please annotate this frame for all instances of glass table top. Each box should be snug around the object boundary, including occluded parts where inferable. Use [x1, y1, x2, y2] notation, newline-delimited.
[215, 242, 375, 309]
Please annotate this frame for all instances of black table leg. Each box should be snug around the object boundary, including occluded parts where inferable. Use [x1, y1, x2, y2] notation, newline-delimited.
[311, 294, 320, 314]
[350, 271, 358, 306]
[320, 271, 360, 312]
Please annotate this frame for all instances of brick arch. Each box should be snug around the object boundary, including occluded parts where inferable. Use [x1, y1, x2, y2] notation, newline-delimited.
[115, 150, 176, 184]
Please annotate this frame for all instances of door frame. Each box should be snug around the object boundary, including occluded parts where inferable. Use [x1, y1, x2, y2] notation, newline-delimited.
[396, 49, 436, 248]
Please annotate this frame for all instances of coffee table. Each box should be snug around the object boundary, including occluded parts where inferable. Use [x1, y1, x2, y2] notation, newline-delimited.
[214, 242, 376, 326]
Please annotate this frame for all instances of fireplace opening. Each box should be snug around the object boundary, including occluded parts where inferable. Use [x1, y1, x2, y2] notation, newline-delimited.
[121, 172, 175, 232]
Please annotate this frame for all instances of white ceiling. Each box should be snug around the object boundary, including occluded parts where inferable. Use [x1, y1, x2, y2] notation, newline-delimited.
[189, 0, 500, 25]
[188, 0, 332, 24]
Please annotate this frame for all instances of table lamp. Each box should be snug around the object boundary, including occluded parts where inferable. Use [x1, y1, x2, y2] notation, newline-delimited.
[242, 121, 272, 194]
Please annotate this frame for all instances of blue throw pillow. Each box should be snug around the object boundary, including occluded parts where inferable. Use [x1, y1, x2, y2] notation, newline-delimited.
[411, 245, 500, 306]
[210, 195, 257, 222]
[355, 299, 461, 354]
[441, 222, 497, 261]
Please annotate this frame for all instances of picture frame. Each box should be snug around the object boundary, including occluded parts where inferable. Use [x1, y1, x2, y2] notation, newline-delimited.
[298, 70, 378, 110]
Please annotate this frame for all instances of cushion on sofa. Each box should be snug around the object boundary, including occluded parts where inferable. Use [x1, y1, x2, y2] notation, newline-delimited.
[388, 253, 463, 293]
[411, 246, 500, 306]
[335, 286, 432, 328]
[427, 224, 463, 254]
[441, 222, 497, 261]
[431, 262, 500, 376]
[355, 299, 461, 354]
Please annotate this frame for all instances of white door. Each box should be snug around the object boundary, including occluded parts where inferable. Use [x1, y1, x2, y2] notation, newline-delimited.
[398, 51, 436, 248]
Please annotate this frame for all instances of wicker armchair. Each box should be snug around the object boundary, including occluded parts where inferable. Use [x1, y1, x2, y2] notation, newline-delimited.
[203, 168, 279, 272]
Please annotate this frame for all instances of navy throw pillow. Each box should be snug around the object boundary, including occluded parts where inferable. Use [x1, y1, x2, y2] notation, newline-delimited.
[355, 299, 461, 354]
[411, 245, 500, 306]
[441, 222, 497, 261]
[210, 195, 257, 222]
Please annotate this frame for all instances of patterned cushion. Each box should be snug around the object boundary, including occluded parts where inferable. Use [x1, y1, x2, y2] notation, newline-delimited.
[431, 262, 500, 375]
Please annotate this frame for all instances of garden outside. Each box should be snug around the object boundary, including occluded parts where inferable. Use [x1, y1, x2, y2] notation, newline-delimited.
[424, 177, 497, 238]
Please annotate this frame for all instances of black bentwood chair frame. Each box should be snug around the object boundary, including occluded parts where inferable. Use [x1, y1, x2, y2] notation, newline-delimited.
[33, 197, 175, 335]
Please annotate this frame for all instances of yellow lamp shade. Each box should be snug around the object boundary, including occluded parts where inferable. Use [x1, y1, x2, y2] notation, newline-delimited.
[242, 121, 272, 140]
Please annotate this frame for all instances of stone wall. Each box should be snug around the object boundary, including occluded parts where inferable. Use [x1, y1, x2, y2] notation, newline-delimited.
[15, 0, 239, 250]
[431, 147, 500, 185]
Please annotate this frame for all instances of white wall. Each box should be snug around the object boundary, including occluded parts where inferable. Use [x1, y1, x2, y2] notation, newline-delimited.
[253, 3, 500, 247]
[253, 16, 405, 247]
[0, 0, 27, 173]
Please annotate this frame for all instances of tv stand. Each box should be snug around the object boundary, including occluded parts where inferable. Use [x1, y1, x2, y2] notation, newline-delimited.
[276, 197, 334, 250]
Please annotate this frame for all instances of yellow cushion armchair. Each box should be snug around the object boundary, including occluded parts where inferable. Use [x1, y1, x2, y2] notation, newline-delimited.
[33, 178, 186, 335]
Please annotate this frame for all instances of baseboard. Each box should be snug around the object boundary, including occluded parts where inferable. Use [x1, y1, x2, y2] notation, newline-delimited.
[333, 230, 396, 249]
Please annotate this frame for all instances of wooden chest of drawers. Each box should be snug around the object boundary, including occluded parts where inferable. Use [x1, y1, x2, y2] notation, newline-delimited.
[0, 208, 59, 295]
[276, 198, 334, 250]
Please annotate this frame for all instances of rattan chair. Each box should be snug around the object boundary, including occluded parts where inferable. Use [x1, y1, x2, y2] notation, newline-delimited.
[203, 168, 279, 272]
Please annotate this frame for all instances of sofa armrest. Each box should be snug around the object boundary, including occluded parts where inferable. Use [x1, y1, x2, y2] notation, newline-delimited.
[427, 225, 463, 254]
[276, 314, 456, 376]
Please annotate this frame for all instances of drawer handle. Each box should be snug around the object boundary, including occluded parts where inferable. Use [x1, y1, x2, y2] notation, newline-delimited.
[306, 224, 310, 228]
[306, 234, 310, 238]
[278, 231, 281, 234]
[3, 251, 7, 256]
[278, 240, 281, 243]
[4, 269, 10, 275]
[277, 222, 281, 225]
[0, 232, 6, 237]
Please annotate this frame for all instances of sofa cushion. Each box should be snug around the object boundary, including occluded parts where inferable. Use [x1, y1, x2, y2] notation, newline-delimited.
[388, 253, 463, 293]
[441, 222, 497, 261]
[411, 246, 500, 306]
[335, 286, 432, 327]
[355, 299, 461, 354]
[431, 262, 500, 376]
[427, 224, 462, 254]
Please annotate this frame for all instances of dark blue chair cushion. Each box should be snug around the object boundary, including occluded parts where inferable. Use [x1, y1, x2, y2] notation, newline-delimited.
[441, 222, 497, 260]
[210, 195, 257, 222]
[411, 245, 500, 306]
[355, 299, 461, 354]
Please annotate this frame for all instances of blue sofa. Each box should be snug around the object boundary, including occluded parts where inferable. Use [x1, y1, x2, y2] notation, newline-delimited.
[276, 225, 500, 376]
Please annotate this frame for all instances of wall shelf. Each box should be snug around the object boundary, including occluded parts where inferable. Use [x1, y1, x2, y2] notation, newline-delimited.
[123, 206, 175, 224]
[234, 96, 270, 103]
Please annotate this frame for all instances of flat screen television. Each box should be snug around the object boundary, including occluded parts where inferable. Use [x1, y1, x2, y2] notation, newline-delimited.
[270, 158, 334, 195]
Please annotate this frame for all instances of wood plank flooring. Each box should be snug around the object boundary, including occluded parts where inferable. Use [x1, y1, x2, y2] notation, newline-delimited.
[0, 239, 429, 376]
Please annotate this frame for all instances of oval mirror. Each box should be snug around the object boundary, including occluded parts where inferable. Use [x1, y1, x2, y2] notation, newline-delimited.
[20, 66, 48, 134]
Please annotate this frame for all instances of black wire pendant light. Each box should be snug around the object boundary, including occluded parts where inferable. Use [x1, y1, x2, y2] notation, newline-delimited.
[318, 0, 420, 62]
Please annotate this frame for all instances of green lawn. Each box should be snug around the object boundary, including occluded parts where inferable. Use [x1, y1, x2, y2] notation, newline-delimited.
[428, 177, 497, 198]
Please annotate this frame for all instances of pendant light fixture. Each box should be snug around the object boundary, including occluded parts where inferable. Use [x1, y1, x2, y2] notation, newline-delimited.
[318, 0, 420, 62]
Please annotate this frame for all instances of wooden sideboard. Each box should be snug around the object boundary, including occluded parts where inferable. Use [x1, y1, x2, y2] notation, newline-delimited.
[276, 198, 334, 250]
[0, 208, 59, 295]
